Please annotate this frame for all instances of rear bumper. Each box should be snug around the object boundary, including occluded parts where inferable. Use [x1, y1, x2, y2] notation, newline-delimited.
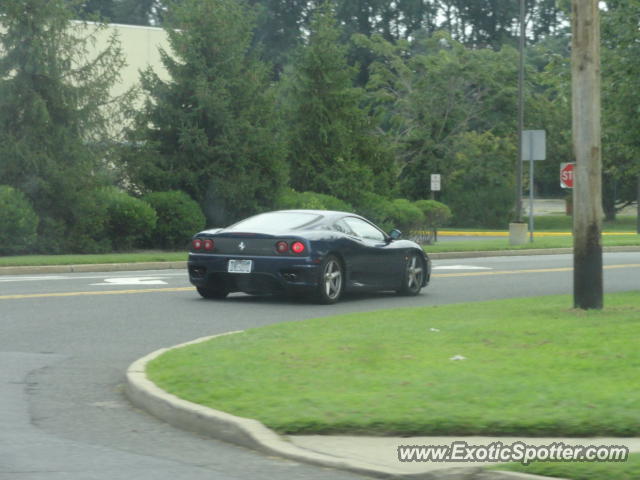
[188, 253, 321, 294]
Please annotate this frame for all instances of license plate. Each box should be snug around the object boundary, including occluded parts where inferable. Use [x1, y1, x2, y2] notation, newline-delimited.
[228, 259, 253, 274]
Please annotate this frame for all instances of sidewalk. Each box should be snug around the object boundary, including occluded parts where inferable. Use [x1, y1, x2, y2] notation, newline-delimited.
[289, 434, 640, 478]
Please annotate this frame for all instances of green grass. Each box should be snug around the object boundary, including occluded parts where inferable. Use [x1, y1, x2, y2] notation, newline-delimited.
[147, 292, 640, 436]
[494, 453, 640, 480]
[0, 251, 186, 267]
[530, 215, 638, 232]
[426, 235, 640, 253]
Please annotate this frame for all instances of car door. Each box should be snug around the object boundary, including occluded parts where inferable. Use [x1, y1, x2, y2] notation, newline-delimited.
[341, 217, 402, 289]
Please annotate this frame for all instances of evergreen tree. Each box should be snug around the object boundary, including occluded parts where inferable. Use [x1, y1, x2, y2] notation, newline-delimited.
[282, 3, 395, 206]
[0, 0, 128, 251]
[126, 0, 287, 225]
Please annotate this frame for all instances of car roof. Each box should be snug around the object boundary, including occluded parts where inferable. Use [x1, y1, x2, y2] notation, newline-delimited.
[272, 209, 354, 218]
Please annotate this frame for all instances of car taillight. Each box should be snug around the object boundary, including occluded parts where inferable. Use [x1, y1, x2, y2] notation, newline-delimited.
[192, 239, 203, 250]
[203, 239, 215, 251]
[276, 241, 289, 254]
[291, 241, 305, 254]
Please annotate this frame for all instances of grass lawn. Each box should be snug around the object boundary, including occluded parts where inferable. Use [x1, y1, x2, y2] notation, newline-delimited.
[146, 291, 640, 437]
[494, 453, 640, 480]
[0, 251, 187, 267]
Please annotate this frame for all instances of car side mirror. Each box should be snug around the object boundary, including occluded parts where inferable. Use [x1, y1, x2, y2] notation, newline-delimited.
[388, 229, 402, 241]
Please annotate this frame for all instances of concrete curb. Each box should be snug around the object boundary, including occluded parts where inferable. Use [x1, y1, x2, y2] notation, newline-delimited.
[2, 246, 639, 276]
[125, 333, 565, 480]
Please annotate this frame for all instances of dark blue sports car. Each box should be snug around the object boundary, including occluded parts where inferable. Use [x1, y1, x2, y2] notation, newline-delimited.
[188, 210, 430, 304]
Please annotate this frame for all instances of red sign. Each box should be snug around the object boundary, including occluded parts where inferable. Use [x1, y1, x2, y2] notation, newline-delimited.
[560, 163, 575, 189]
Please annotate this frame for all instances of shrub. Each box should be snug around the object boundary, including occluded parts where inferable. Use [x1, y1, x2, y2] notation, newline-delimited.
[0, 185, 39, 255]
[143, 191, 206, 249]
[66, 193, 111, 253]
[387, 199, 425, 233]
[414, 200, 452, 229]
[276, 189, 353, 212]
[354, 192, 394, 231]
[443, 131, 515, 228]
[99, 187, 157, 251]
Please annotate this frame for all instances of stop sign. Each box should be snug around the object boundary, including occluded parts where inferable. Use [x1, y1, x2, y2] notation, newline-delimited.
[560, 162, 575, 189]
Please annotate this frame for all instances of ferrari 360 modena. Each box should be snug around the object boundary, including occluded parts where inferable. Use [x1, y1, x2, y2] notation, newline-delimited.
[188, 210, 430, 304]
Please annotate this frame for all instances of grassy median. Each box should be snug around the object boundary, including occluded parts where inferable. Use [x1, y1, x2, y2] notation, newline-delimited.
[146, 291, 640, 437]
[0, 251, 187, 267]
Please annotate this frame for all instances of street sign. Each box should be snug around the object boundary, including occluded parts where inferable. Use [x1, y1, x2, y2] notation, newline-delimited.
[560, 162, 575, 189]
[521, 130, 546, 161]
[430, 174, 441, 192]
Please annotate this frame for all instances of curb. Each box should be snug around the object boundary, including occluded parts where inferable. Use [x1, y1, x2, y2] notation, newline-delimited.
[125, 333, 565, 480]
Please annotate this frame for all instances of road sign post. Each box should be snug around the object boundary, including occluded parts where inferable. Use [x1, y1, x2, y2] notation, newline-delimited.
[430, 174, 441, 199]
[522, 130, 546, 242]
[430, 174, 441, 241]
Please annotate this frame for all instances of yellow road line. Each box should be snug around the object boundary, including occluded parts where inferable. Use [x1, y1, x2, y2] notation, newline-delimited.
[0, 287, 193, 300]
[433, 263, 640, 278]
[2, 263, 639, 300]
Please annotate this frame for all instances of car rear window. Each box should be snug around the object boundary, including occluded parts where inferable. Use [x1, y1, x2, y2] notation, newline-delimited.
[226, 212, 322, 232]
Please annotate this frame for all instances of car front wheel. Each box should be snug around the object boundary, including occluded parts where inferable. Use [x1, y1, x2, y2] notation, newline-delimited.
[397, 252, 425, 296]
[316, 255, 343, 304]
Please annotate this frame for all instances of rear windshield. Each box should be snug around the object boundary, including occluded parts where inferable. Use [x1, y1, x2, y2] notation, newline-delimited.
[226, 212, 322, 232]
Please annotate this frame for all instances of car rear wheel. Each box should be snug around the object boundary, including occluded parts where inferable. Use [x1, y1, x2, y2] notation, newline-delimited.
[196, 286, 228, 299]
[397, 252, 425, 296]
[316, 255, 343, 304]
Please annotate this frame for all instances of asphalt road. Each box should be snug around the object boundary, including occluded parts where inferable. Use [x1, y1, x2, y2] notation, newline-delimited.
[1, 252, 639, 480]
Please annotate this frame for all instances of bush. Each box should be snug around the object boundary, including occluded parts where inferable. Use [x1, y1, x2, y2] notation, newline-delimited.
[414, 200, 452, 229]
[0, 185, 39, 255]
[143, 191, 206, 249]
[443, 132, 515, 228]
[276, 189, 353, 212]
[386, 199, 424, 233]
[354, 192, 394, 230]
[66, 193, 111, 253]
[99, 187, 157, 251]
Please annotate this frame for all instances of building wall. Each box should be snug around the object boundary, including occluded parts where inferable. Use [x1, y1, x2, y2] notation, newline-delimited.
[92, 22, 172, 100]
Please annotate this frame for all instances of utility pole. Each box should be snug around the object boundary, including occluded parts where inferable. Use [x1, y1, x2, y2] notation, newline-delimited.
[515, 0, 525, 223]
[572, 0, 603, 309]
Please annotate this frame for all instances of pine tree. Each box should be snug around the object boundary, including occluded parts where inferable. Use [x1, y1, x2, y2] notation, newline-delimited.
[0, 0, 129, 251]
[282, 3, 395, 206]
[126, 0, 288, 226]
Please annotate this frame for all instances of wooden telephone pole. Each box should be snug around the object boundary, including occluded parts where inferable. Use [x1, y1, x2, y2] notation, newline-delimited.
[572, 0, 603, 309]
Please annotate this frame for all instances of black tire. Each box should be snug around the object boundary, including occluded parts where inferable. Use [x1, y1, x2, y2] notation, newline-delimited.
[315, 254, 344, 304]
[196, 286, 228, 299]
[397, 251, 425, 296]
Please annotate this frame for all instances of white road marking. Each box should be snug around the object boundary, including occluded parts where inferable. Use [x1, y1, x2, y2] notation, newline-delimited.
[90, 277, 168, 286]
[432, 265, 492, 270]
[0, 276, 69, 282]
[0, 272, 186, 283]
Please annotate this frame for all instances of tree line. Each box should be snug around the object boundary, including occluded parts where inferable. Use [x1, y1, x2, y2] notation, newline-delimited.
[0, 0, 638, 254]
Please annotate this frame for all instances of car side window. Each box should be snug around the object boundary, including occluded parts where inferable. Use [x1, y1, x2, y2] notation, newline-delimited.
[332, 219, 353, 234]
[343, 217, 386, 242]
